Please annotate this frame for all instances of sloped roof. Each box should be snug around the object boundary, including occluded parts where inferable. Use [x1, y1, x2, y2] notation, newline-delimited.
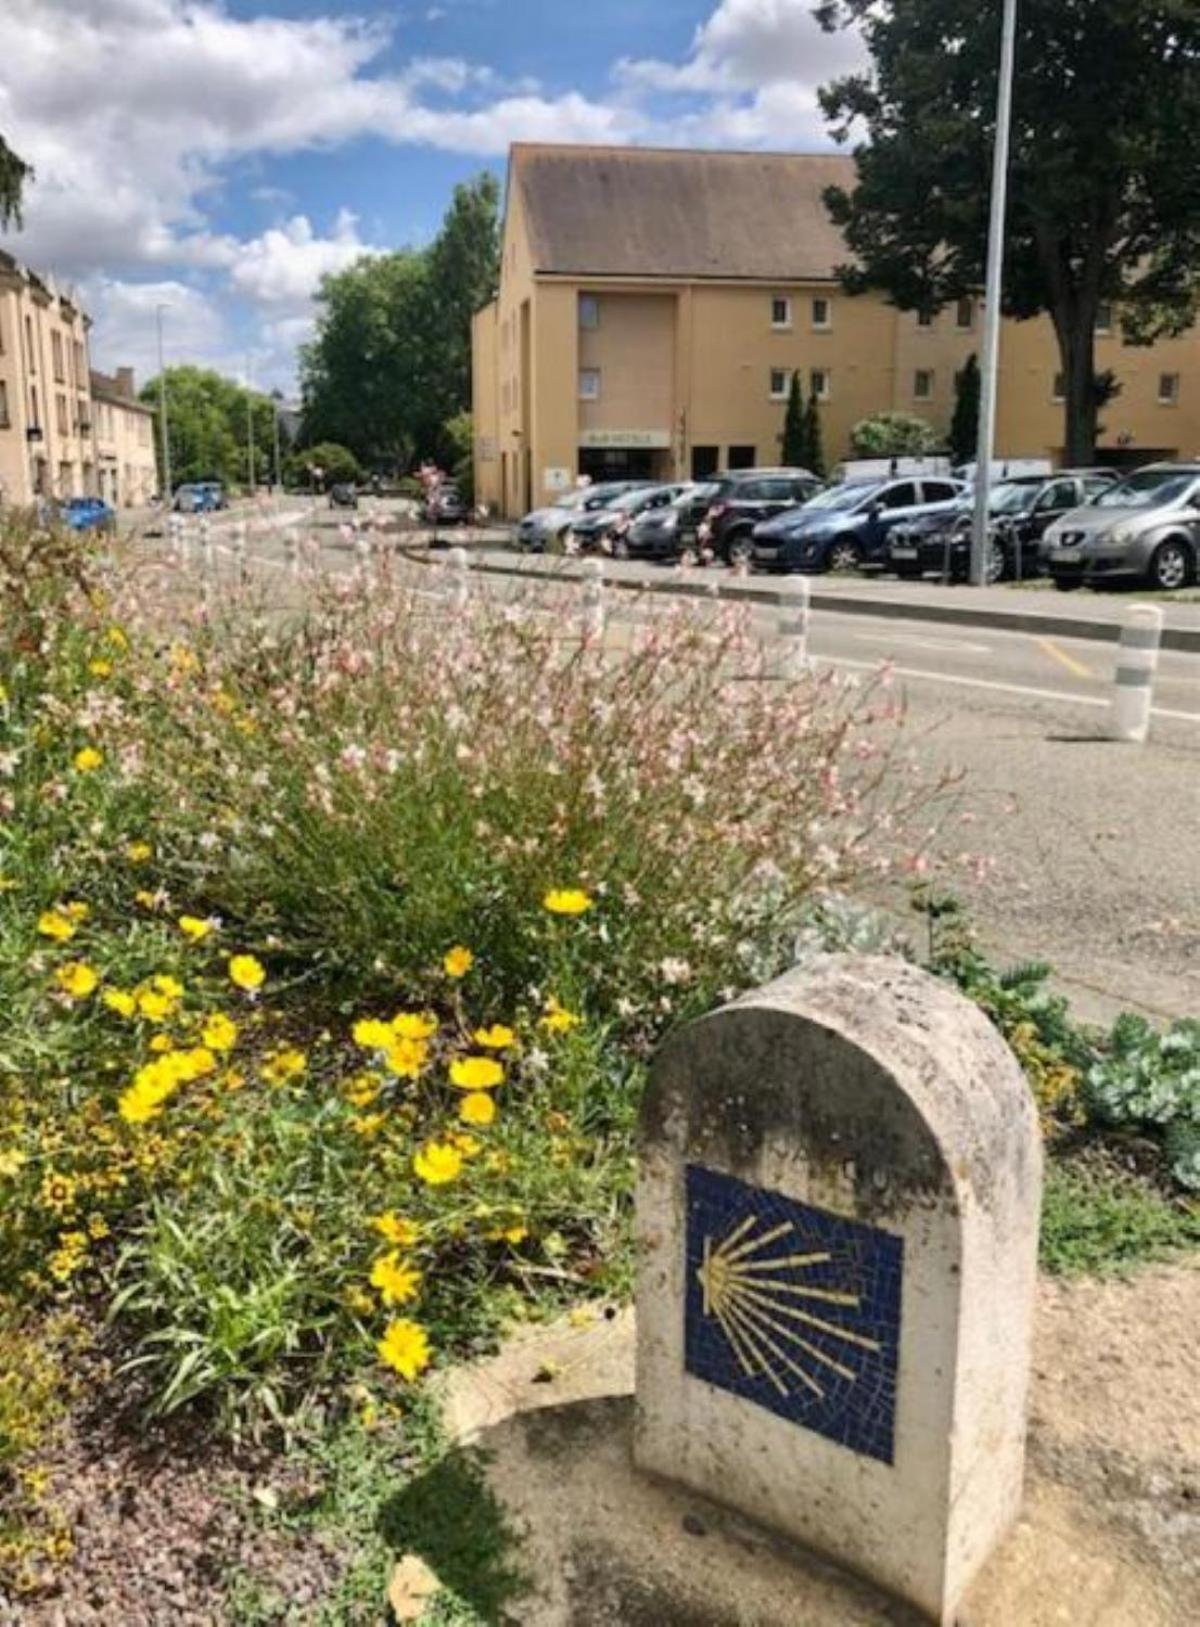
[513, 144, 856, 282]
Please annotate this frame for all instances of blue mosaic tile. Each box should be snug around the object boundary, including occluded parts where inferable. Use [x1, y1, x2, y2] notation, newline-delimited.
[684, 1163, 903, 1465]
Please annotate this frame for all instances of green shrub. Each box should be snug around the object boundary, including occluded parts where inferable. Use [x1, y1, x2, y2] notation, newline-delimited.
[1084, 1015, 1200, 1190]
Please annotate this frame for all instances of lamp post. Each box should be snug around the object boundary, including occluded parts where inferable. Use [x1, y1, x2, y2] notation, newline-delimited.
[156, 303, 172, 507]
[969, 0, 1019, 588]
[245, 354, 256, 498]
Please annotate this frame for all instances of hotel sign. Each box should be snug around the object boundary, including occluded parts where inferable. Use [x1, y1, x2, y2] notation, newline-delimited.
[579, 428, 671, 450]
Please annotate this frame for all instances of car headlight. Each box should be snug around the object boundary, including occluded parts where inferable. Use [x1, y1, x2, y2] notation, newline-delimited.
[1109, 524, 1136, 546]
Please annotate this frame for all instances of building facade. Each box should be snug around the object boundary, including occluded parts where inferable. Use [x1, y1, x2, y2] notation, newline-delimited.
[473, 145, 1200, 518]
[0, 252, 94, 507]
[90, 366, 157, 508]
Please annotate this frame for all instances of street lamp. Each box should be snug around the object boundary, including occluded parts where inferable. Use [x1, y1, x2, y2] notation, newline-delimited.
[245, 354, 256, 497]
[969, 0, 1019, 588]
[156, 303, 173, 506]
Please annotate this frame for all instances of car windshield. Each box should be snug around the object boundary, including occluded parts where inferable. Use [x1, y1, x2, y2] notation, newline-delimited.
[610, 487, 663, 514]
[1094, 469, 1199, 508]
[989, 483, 1040, 514]
[680, 482, 718, 506]
[801, 481, 881, 513]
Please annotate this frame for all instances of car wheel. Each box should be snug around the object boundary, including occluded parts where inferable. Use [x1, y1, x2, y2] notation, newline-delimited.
[1148, 538, 1193, 592]
[726, 532, 754, 568]
[826, 539, 861, 573]
[983, 540, 1007, 585]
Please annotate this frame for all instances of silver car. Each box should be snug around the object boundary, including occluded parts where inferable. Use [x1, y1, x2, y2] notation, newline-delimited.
[1041, 463, 1200, 592]
[514, 482, 647, 552]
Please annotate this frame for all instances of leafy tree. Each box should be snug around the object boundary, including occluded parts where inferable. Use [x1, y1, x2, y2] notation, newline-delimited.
[949, 354, 981, 466]
[850, 411, 938, 457]
[0, 133, 32, 229]
[442, 411, 474, 505]
[139, 366, 280, 491]
[301, 173, 500, 471]
[287, 442, 362, 489]
[817, 1, 1200, 465]
[805, 388, 827, 478]
[781, 371, 806, 466]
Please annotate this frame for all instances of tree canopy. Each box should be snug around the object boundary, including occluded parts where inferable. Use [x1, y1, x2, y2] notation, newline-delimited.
[300, 174, 500, 471]
[949, 354, 981, 466]
[0, 132, 33, 229]
[139, 366, 284, 492]
[817, 0, 1200, 464]
[851, 412, 939, 457]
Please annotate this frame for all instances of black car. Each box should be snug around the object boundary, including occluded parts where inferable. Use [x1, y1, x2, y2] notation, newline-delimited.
[567, 483, 685, 553]
[423, 485, 469, 525]
[886, 471, 1118, 583]
[697, 469, 824, 565]
[328, 482, 358, 509]
[623, 482, 722, 561]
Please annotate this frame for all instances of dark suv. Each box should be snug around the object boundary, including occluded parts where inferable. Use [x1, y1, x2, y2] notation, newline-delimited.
[751, 476, 964, 574]
[623, 482, 721, 561]
[886, 470, 1117, 583]
[698, 469, 823, 565]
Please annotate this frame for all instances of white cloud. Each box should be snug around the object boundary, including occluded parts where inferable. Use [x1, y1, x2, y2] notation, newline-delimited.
[228, 211, 381, 309]
[83, 276, 230, 384]
[619, 0, 865, 99]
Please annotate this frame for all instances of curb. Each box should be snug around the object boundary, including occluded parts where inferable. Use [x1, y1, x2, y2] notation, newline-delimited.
[407, 547, 1200, 654]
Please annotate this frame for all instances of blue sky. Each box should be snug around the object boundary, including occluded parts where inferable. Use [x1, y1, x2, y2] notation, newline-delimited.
[0, 1, 863, 393]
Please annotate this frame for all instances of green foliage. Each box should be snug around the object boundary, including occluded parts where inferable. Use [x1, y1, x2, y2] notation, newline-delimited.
[1040, 1156, 1200, 1276]
[781, 372, 806, 466]
[805, 388, 827, 478]
[287, 441, 363, 489]
[949, 354, 980, 465]
[1084, 1016, 1200, 1190]
[850, 410, 939, 458]
[301, 175, 499, 470]
[0, 133, 33, 229]
[817, 0, 1200, 463]
[138, 366, 279, 492]
[443, 411, 474, 506]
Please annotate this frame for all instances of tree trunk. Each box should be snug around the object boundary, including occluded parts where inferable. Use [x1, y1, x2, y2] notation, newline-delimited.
[1052, 305, 1099, 468]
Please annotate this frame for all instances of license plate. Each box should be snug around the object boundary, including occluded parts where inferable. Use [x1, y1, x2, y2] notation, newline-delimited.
[1055, 548, 1082, 564]
[890, 546, 918, 560]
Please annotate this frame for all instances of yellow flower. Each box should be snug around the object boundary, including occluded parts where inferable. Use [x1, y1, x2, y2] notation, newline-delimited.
[221, 1069, 247, 1092]
[65, 901, 90, 922]
[0, 1148, 27, 1179]
[452, 1133, 482, 1159]
[55, 961, 99, 999]
[37, 909, 76, 942]
[377, 1318, 431, 1382]
[106, 626, 128, 651]
[73, 746, 104, 774]
[125, 840, 153, 864]
[350, 1113, 387, 1137]
[136, 988, 174, 1023]
[178, 914, 213, 941]
[343, 1073, 382, 1108]
[201, 1012, 238, 1052]
[87, 1214, 110, 1240]
[352, 1018, 394, 1050]
[153, 974, 185, 999]
[369, 1251, 423, 1307]
[88, 658, 113, 679]
[149, 1032, 174, 1053]
[391, 1012, 438, 1041]
[135, 890, 162, 910]
[442, 945, 474, 978]
[228, 954, 265, 992]
[413, 1141, 463, 1186]
[372, 1212, 422, 1248]
[383, 1035, 429, 1080]
[103, 988, 137, 1018]
[449, 1056, 504, 1092]
[459, 1091, 496, 1127]
[261, 1047, 307, 1086]
[540, 997, 582, 1034]
[343, 1285, 375, 1317]
[542, 888, 593, 916]
[39, 1170, 78, 1214]
[472, 1024, 515, 1050]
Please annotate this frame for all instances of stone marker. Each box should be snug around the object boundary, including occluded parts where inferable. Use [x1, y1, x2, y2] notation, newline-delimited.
[635, 955, 1042, 1626]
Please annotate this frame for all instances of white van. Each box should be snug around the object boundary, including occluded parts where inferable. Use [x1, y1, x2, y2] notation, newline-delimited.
[833, 456, 953, 483]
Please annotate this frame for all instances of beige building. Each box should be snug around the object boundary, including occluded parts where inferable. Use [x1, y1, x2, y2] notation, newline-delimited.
[90, 366, 157, 508]
[473, 145, 1200, 517]
[0, 251, 94, 507]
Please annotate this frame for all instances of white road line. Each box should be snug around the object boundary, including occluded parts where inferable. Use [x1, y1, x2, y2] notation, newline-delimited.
[820, 654, 1200, 722]
[851, 631, 993, 656]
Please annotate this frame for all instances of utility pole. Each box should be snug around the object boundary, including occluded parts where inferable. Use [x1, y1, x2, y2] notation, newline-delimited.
[969, 0, 1018, 587]
[272, 392, 283, 495]
[156, 304, 172, 506]
[245, 354, 256, 496]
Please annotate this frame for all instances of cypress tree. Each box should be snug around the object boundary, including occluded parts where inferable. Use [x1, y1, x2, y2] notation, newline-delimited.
[950, 353, 981, 465]
[805, 388, 826, 478]
[782, 370, 807, 467]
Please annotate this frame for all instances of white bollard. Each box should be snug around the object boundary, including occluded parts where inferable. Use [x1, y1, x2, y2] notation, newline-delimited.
[579, 558, 606, 643]
[353, 526, 372, 586]
[446, 545, 470, 613]
[284, 530, 299, 579]
[1108, 602, 1163, 744]
[200, 515, 216, 572]
[233, 520, 248, 582]
[777, 577, 811, 676]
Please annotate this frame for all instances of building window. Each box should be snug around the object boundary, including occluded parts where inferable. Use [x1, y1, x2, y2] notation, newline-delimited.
[579, 294, 600, 330]
[770, 296, 792, 329]
[1158, 372, 1180, 405]
[917, 308, 934, 328]
[811, 296, 831, 330]
[1052, 372, 1066, 401]
[52, 331, 64, 381]
[56, 393, 69, 435]
[811, 367, 831, 401]
[913, 369, 934, 401]
[25, 316, 35, 371]
[1095, 304, 1113, 334]
[727, 445, 756, 470]
[769, 368, 790, 400]
[0, 380, 8, 427]
[578, 368, 601, 402]
[955, 296, 974, 329]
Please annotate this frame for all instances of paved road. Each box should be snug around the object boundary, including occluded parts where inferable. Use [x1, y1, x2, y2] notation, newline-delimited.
[145, 517, 1200, 1024]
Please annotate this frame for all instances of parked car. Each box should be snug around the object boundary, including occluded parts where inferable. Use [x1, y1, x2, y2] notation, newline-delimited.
[698, 469, 823, 565]
[328, 482, 358, 509]
[172, 481, 224, 514]
[621, 482, 721, 561]
[750, 475, 965, 574]
[515, 482, 650, 552]
[59, 496, 116, 533]
[568, 483, 686, 554]
[423, 485, 469, 525]
[1040, 463, 1200, 592]
[887, 471, 1117, 583]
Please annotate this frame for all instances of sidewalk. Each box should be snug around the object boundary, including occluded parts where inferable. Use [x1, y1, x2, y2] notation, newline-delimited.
[450, 546, 1200, 653]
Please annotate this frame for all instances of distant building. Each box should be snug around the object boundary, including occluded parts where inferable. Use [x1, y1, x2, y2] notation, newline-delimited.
[473, 144, 1200, 517]
[90, 366, 157, 507]
[0, 251, 93, 506]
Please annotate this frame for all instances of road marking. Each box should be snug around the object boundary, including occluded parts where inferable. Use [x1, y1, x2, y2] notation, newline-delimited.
[1033, 636, 1093, 680]
[852, 631, 993, 656]
[820, 655, 1200, 723]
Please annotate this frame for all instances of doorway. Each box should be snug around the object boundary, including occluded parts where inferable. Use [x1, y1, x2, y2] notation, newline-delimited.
[691, 445, 719, 480]
[727, 445, 757, 470]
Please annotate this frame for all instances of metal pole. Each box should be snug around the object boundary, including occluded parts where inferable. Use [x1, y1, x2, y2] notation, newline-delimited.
[272, 396, 282, 496]
[969, 0, 1018, 588]
[246, 355, 255, 499]
[156, 304, 172, 508]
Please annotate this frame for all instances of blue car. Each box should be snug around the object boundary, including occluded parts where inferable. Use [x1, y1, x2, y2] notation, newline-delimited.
[59, 497, 116, 533]
[173, 481, 225, 514]
[750, 475, 966, 574]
